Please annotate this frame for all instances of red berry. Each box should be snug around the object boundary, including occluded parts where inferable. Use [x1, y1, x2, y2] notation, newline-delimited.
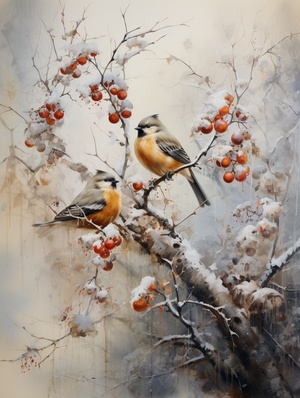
[54, 109, 64, 120]
[24, 139, 34, 148]
[77, 56, 88, 65]
[221, 157, 231, 168]
[225, 93, 234, 104]
[148, 283, 156, 292]
[231, 132, 244, 145]
[109, 87, 119, 95]
[121, 110, 132, 118]
[219, 105, 229, 117]
[214, 118, 228, 133]
[91, 91, 103, 101]
[117, 89, 127, 100]
[132, 181, 143, 191]
[60, 67, 68, 75]
[46, 117, 56, 126]
[235, 109, 248, 122]
[68, 62, 78, 71]
[113, 235, 122, 246]
[45, 103, 56, 111]
[104, 239, 116, 251]
[235, 170, 247, 182]
[236, 153, 248, 165]
[39, 109, 50, 119]
[94, 244, 110, 259]
[223, 171, 235, 183]
[108, 113, 120, 124]
[103, 261, 113, 271]
[90, 52, 98, 57]
[132, 297, 148, 312]
[72, 69, 81, 79]
[199, 122, 213, 134]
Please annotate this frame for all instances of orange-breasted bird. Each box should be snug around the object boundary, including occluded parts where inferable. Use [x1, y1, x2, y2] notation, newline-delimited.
[134, 114, 210, 207]
[33, 170, 121, 228]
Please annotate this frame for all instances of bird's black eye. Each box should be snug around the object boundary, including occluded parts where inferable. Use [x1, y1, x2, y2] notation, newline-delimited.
[145, 125, 152, 129]
[104, 177, 114, 182]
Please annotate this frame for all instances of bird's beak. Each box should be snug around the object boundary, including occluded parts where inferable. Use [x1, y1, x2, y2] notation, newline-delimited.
[135, 126, 146, 137]
[112, 180, 119, 188]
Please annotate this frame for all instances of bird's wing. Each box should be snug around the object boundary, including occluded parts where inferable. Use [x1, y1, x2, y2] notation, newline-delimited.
[54, 199, 106, 222]
[156, 136, 191, 165]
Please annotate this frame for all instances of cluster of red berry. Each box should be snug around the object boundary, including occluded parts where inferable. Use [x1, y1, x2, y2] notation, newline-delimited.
[25, 102, 65, 152]
[59, 51, 98, 78]
[93, 235, 122, 270]
[196, 93, 234, 135]
[38, 102, 64, 126]
[195, 91, 252, 184]
[216, 130, 251, 183]
[86, 80, 132, 124]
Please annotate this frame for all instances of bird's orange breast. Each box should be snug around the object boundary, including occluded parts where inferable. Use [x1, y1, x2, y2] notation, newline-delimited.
[134, 135, 183, 176]
[87, 189, 121, 228]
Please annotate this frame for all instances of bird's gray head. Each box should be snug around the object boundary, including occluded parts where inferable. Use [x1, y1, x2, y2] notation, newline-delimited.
[94, 170, 119, 188]
[135, 114, 167, 137]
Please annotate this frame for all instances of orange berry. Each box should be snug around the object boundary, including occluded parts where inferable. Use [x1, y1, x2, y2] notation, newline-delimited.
[68, 62, 78, 71]
[109, 87, 119, 95]
[235, 170, 247, 182]
[148, 283, 156, 292]
[223, 171, 235, 183]
[236, 153, 248, 165]
[132, 297, 148, 312]
[219, 105, 229, 117]
[77, 56, 88, 65]
[221, 157, 231, 168]
[214, 118, 228, 133]
[225, 93, 234, 104]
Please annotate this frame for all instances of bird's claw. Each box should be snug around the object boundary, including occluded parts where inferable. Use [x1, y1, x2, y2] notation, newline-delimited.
[148, 180, 155, 190]
[165, 171, 174, 181]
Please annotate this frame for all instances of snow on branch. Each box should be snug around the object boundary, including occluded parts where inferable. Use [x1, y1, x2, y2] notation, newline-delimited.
[260, 235, 300, 287]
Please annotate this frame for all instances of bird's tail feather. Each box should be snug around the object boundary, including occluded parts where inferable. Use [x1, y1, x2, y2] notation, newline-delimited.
[32, 220, 60, 227]
[188, 169, 210, 207]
